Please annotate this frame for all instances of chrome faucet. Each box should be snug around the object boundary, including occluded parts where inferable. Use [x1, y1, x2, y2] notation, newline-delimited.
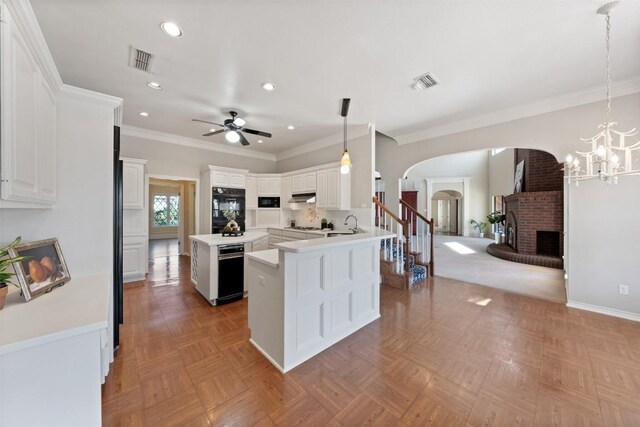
[344, 214, 359, 233]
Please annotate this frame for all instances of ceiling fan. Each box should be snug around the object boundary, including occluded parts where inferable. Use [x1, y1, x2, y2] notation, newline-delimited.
[192, 111, 272, 146]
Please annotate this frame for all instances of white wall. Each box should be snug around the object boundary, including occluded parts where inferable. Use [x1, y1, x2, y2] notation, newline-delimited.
[488, 148, 515, 197]
[0, 94, 115, 278]
[376, 92, 640, 318]
[121, 135, 276, 179]
[406, 150, 490, 234]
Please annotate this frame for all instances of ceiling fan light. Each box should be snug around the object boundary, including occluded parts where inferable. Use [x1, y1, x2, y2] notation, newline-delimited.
[226, 131, 240, 143]
[340, 150, 352, 174]
[233, 117, 246, 127]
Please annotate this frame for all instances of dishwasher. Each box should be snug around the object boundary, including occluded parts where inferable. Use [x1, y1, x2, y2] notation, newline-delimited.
[216, 244, 246, 305]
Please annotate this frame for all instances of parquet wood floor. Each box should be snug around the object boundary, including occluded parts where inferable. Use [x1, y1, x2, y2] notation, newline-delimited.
[103, 254, 640, 426]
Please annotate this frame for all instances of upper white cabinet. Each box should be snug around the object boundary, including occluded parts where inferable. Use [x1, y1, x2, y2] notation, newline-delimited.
[291, 172, 316, 193]
[281, 176, 292, 206]
[257, 176, 281, 197]
[121, 158, 146, 209]
[0, 4, 58, 207]
[316, 167, 350, 210]
[246, 176, 257, 209]
[211, 169, 246, 188]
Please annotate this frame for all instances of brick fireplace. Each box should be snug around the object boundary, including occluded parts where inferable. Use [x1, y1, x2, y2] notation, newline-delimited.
[502, 149, 564, 262]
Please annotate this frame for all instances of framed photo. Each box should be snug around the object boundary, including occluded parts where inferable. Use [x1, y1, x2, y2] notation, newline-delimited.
[514, 160, 525, 193]
[8, 238, 71, 301]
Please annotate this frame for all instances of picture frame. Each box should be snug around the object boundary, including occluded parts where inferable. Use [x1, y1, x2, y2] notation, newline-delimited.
[514, 160, 525, 193]
[8, 238, 71, 301]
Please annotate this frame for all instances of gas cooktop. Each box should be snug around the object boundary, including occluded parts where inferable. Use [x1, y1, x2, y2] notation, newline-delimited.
[286, 226, 322, 231]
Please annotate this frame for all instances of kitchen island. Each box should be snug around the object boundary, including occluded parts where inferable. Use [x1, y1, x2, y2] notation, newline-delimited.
[246, 228, 394, 372]
[190, 231, 268, 305]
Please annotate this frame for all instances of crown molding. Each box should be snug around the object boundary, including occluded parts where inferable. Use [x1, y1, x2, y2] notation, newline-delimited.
[395, 76, 640, 145]
[3, 0, 63, 93]
[59, 84, 123, 108]
[275, 124, 370, 161]
[121, 126, 277, 161]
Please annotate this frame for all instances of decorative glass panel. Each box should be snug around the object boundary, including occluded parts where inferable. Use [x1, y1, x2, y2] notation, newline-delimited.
[153, 195, 168, 226]
[169, 196, 180, 226]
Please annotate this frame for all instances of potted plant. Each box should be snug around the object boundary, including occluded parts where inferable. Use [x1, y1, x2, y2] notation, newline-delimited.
[0, 237, 31, 309]
[321, 218, 328, 230]
[487, 210, 506, 243]
[469, 219, 487, 238]
[222, 210, 239, 233]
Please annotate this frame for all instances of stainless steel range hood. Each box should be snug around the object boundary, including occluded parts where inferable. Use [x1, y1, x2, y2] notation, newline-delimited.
[287, 192, 316, 204]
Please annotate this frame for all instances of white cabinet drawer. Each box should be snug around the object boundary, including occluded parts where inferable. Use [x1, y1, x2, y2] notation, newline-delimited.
[282, 230, 307, 240]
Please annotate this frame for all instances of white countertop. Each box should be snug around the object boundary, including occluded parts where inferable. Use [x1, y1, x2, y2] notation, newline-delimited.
[190, 231, 268, 246]
[0, 273, 110, 355]
[274, 228, 395, 253]
[246, 249, 279, 268]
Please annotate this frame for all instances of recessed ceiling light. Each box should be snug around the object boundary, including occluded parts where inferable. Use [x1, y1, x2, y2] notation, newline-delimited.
[261, 82, 276, 91]
[287, 125, 295, 130]
[160, 22, 183, 38]
[257, 139, 264, 143]
[146, 81, 162, 90]
[139, 112, 150, 117]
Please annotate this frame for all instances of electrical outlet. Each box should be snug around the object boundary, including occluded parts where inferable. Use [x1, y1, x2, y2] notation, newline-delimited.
[618, 284, 629, 295]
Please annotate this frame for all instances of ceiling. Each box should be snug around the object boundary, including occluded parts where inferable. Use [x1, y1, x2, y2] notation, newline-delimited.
[31, 1, 640, 156]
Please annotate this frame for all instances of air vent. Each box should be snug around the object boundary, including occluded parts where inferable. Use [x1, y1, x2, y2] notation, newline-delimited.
[412, 72, 439, 90]
[129, 46, 154, 72]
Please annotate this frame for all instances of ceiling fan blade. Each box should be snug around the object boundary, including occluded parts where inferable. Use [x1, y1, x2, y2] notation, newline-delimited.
[340, 98, 351, 117]
[202, 129, 226, 137]
[243, 128, 272, 138]
[238, 132, 250, 146]
[192, 119, 224, 127]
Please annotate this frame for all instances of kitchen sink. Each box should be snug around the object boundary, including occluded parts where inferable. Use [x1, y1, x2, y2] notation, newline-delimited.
[327, 230, 363, 237]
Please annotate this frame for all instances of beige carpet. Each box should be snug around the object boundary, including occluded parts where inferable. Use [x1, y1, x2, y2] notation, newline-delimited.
[432, 235, 566, 302]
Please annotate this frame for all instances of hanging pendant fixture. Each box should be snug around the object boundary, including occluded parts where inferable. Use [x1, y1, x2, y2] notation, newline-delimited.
[565, 1, 639, 185]
[340, 98, 352, 174]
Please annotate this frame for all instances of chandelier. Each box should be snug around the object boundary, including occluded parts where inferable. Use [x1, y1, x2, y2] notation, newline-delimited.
[565, 1, 640, 185]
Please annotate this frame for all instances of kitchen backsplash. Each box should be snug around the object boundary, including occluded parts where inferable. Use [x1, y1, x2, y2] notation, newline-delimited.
[284, 207, 371, 230]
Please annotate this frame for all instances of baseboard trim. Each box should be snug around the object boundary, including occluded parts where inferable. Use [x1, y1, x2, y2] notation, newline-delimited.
[249, 339, 285, 373]
[124, 273, 145, 283]
[566, 300, 640, 323]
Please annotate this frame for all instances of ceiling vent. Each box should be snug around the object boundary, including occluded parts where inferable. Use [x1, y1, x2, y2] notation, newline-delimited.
[129, 46, 154, 72]
[412, 72, 439, 90]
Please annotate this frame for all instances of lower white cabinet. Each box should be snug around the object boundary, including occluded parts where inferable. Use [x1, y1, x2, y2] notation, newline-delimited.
[123, 234, 146, 282]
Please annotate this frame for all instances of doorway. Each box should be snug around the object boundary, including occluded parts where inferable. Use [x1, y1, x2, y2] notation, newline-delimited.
[431, 190, 462, 235]
[148, 176, 198, 259]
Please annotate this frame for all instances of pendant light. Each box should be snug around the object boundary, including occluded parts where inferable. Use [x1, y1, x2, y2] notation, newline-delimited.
[340, 98, 352, 174]
[565, 1, 640, 185]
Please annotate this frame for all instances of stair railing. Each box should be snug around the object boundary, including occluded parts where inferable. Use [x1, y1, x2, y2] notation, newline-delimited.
[400, 199, 434, 276]
[373, 196, 410, 274]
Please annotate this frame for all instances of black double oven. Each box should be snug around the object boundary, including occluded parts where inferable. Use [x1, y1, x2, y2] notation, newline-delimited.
[212, 187, 246, 234]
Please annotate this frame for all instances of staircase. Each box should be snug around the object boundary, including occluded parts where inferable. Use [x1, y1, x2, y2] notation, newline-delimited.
[373, 197, 434, 290]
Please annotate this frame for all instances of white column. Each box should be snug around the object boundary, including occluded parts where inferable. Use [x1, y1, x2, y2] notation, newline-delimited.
[462, 178, 471, 236]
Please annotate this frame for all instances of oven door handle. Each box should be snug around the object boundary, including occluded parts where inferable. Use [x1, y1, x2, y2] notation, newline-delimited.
[218, 253, 244, 260]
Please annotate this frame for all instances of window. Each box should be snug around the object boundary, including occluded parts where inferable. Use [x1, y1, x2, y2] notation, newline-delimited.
[491, 195, 504, 233]
[153, 194, 179, 227]
[491, 148, 506, 156]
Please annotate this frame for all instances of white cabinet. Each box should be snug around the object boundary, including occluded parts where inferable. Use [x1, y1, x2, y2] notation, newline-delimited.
[250, 236, 269, 252]
[316, 170, 328, 207]
[281, 176, 292, 206]
[291, 172, 316, 193]
[316, 167, 350, 210]
[0, 4, 57, 207]
[246, 176, 257, 209]
[123, 234, 146, 282]
[257, 176, 281, 196]
[121, 158, 146, 209]
[211, 169, 246, 189]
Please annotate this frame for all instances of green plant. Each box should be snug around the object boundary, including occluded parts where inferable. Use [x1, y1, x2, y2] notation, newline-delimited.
[223, 210, 237, 221]
[469, 219, 487, 233]
[487, 210, 506, 228]
[0, 237, 31, 288]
